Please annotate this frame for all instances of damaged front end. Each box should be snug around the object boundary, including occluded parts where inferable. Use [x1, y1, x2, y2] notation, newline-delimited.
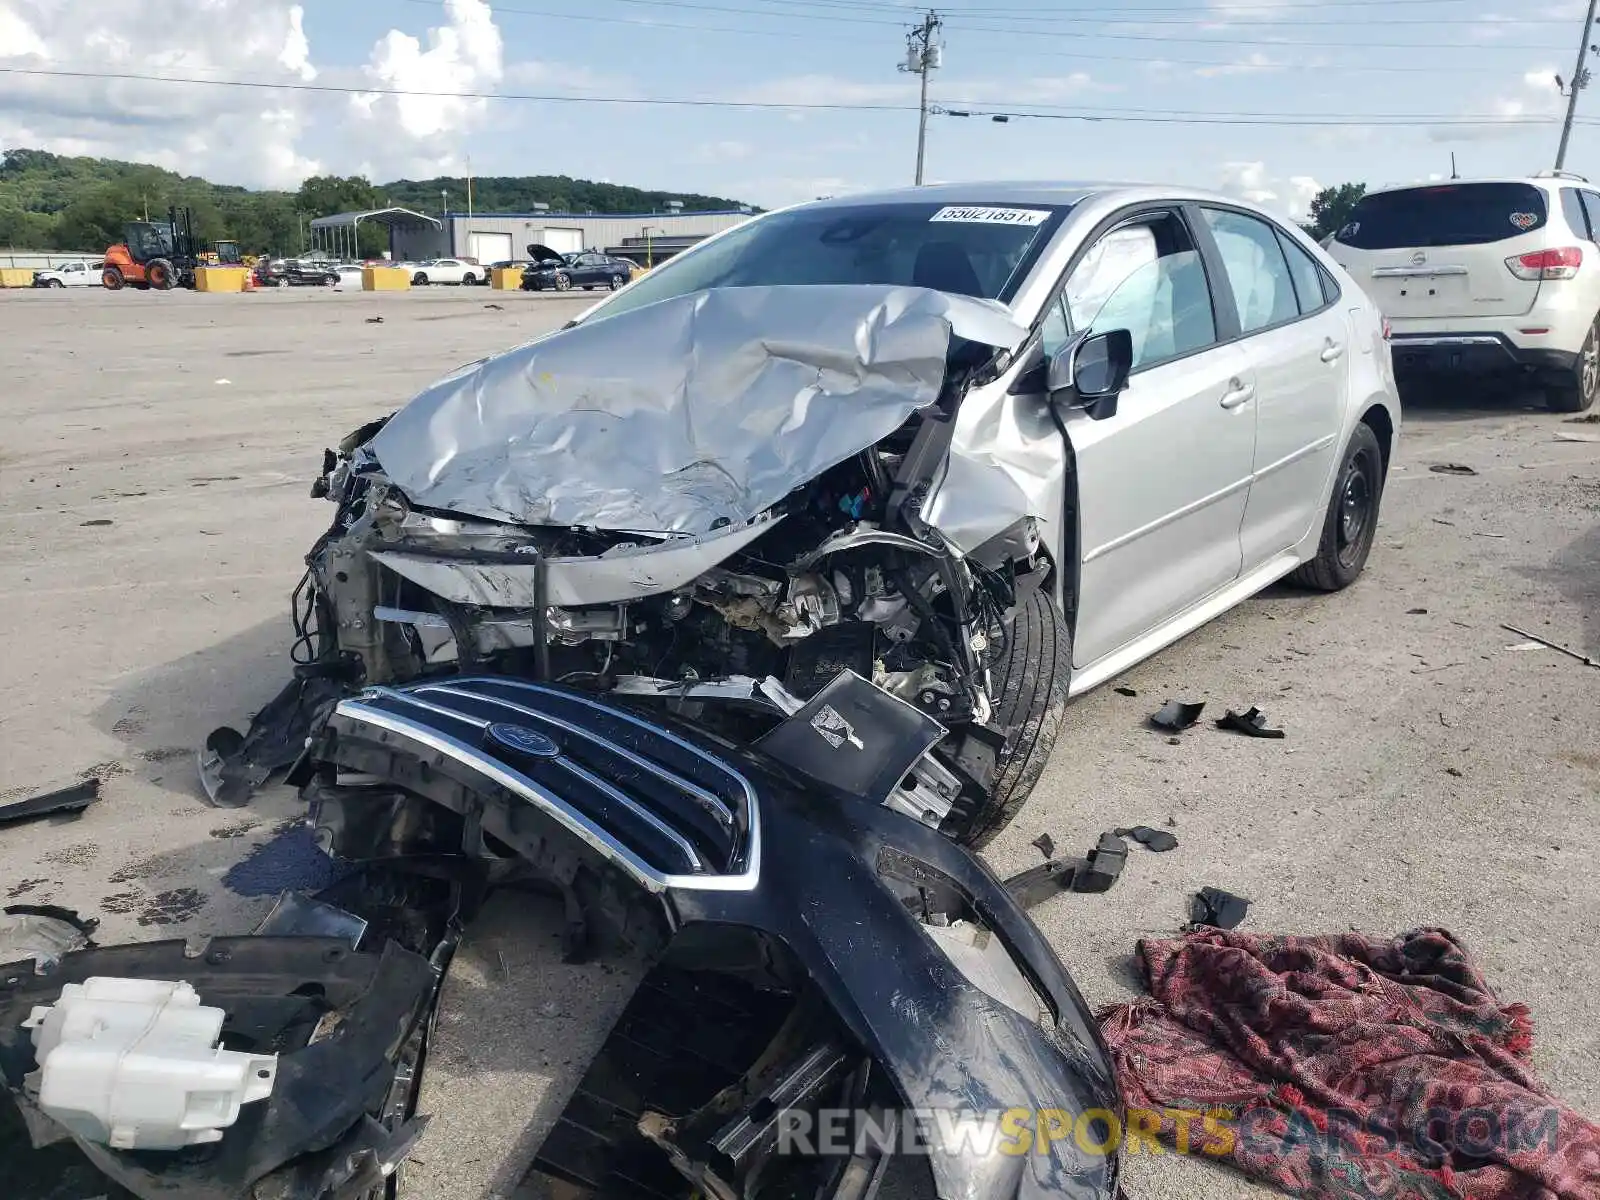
[204, 284, 1063, 845]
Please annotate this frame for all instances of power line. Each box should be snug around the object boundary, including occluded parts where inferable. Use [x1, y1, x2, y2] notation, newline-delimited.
[0, 66, 1571, 126]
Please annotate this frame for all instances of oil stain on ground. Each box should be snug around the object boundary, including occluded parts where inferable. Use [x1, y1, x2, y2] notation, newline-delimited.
[137, 887, 206, 926]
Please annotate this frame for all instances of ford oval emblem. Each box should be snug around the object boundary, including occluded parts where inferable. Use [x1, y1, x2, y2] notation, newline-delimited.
[486, 723, 562, 759]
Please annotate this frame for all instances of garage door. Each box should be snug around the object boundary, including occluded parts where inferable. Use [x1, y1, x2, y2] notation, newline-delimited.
[540, 228, 585, 255]
[468, 232, 513, 264]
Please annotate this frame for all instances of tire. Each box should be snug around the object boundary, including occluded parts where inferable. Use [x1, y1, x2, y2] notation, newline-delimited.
[1547, 319, 1599, 413]
[414, 273, 429, 286]
[608, 274, 625, 290]
[102, 267, 125, 290]
[553, 272, 572, 292]
[951, 588, 1072, 848]
[324, 274, 339, 287]
[1289, 421, 1385, 592]
[48, 279, 64, 289]
[147, 258, 176, 290]
[462, 273, 477, 286]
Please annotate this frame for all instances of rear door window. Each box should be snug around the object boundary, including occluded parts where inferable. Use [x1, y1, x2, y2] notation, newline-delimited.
[1334, 183, 1549, 249]
[1200, 208, 1300, 333]
[1581, 192, 1600, 242]
[1562, 189, 1592, 240]
[1275, 231, 1332, 316]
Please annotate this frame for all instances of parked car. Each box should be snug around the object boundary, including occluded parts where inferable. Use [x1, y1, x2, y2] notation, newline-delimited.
[253, 254, 341, 287]
[520, 246, 632, 292]
[481, 259, 533, 283]
[1326, 174, 1598, 412]
[331, 264, 367, 291]
[410, 258, 481, 286]
[205, 182, 1399, 854]
[31, 260, 104, 287]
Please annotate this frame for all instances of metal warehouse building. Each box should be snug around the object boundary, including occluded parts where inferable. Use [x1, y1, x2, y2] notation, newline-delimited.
[391, 209, 755, 266]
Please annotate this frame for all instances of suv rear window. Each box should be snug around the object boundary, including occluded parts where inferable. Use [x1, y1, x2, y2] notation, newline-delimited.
[1335, 183, 1548, 249]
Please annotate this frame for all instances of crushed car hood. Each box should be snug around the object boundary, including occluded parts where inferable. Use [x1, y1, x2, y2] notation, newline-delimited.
[367, 284, 1028, 536]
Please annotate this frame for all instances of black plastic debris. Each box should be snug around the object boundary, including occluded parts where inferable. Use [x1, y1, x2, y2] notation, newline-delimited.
[1031, 832, 1056, 860]
[1004, 832, 1128, 909]
[1114, 686, 1138, 697]
[0, 779, 100, 826]
[365, 315, 384, 324]
[1150, 700, 1205, 731]
[1407, 608, 1429, 615]
[79, 519, 113, 527]
[1429, 463, 1477, 476]
[1116, 826, 1179, 852]
[1191, 887, 1250, 930]
[1216, 706, 1285, 739]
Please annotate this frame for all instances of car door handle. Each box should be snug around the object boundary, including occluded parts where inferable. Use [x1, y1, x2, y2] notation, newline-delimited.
[1219, 379, 1255, 410]
[1321, 339, 1345, 363]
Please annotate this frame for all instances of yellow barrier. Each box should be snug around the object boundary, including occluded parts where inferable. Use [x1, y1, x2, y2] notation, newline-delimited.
[195, 266, 249, 294]
[0, 268, 38, 288]
[491, 267, 523, 290]
[363, 267, 410, 292]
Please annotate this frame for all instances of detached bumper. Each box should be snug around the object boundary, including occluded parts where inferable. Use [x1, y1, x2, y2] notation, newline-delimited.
[303, 676, 1122, 1199]
[1388, 332, 1577, 377]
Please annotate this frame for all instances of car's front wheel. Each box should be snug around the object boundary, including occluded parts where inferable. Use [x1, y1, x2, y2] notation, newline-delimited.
[1547, 319, 1599, 413]
[553, 272, 572, 291]
[413, 273, 429, 286]
[1290, 421, 1385, 592]
[48, 279, 65, 289]
[946, 588, 1072, 848]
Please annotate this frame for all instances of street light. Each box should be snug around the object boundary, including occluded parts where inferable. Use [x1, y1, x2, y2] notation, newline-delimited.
[642, 225, 666, 269]
[441, 189, 449, 256]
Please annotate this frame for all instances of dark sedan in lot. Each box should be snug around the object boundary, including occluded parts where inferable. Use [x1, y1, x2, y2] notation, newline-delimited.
[520, 244, 634, 292]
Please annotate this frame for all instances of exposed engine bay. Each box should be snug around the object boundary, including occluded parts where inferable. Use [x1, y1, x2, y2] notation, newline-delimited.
[204, 284, 1072, 845]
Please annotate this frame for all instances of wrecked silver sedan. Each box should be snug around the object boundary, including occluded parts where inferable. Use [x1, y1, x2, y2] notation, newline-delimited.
[206, 184, 1398, 847]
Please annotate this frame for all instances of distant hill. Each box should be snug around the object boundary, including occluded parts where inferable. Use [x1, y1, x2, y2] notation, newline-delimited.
[0, 148, 753, 255]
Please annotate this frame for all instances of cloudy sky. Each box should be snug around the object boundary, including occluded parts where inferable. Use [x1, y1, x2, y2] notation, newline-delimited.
[1, 0, 1596, 215]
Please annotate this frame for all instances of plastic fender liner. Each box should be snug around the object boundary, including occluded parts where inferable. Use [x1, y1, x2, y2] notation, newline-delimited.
[0, 936, 438, 1200]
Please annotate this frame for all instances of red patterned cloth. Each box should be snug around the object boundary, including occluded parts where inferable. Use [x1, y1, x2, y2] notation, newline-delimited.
[1099, 928, 1600, 1199]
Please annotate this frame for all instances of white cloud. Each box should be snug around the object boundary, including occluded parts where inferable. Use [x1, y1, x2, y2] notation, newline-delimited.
[1429, 65, 1564, 142]
[0, 0, 322, 187]
[1194, 52, 1282, 78]
[354, 0, 503, 144]
[1218, 162, 1323, 218]
[695, 140, 754, 164]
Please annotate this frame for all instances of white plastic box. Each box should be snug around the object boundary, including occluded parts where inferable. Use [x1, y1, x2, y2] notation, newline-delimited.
[24, 977, 277, 1150]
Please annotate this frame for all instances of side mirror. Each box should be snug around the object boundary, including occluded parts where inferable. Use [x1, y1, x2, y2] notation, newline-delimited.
[1047, 329, 1133, 419]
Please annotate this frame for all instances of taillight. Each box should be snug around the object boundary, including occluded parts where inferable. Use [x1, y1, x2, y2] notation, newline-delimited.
[1381, 316, 1392, 341]
[1505, 247, 1583, 280]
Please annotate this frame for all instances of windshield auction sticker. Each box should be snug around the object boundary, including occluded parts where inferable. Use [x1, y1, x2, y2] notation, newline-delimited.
[930, 206, 1051, 226]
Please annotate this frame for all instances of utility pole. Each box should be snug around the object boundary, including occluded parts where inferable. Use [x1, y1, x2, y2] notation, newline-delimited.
[1555, 0, 1599, 172]
[899, 11, 942, 186]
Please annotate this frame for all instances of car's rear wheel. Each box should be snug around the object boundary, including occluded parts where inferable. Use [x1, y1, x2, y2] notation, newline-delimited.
[462, 272, 477, 286]
[608, 274, 625, 290]
[1290, 421, 1384, 592]
[948, 588, 1072, 848]
[1547, 319, 1600, 413]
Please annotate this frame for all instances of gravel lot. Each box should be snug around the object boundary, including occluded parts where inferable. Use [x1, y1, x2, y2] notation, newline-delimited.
[1, 285, 1596, 1199]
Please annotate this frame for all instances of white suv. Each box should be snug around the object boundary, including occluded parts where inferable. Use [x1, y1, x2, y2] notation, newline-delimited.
[1327, 175, 1599, 412]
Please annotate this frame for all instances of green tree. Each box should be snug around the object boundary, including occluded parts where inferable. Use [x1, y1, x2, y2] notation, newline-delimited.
[1307, 183, 1367, 241]
[296, 175, 379, 218]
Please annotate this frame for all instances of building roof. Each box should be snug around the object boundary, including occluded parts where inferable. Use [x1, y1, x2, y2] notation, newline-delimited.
[308, 207, 442, 230]
[442, 209, 754, 221]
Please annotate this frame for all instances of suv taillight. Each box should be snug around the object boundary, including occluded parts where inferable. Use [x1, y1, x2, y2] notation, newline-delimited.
[1506, 247, 1583, 280]
[1381, 316, 1392, 341]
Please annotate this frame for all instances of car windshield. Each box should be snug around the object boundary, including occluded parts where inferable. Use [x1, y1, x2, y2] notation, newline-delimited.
[1335, 183, 1549, 249]
[586, 200, 1072, 322]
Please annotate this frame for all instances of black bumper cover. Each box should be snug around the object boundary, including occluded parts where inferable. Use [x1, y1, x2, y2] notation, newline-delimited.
[302, 677, 1123, 1200]
[1389, 332, 1577, 376]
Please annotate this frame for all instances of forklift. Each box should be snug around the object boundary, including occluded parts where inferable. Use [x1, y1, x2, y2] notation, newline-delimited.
[101, 206, 241, 290]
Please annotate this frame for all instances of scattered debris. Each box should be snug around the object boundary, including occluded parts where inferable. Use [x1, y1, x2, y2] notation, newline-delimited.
[251, 891, 368, 948]
[1500, 623, 1598, 668]
[1216, 707, 1285, 739]
[1189, 886, 1250, 929]
[1407, 607, 1429, 615]
[213, 378, 232, 386]
[1565, 412, 1600, 423]
[1477, 532, 1507, 538]
[1445, 766, 1464, 778]
[1431, 517, 1455, 527]
[1429, 462, 1477, 476]
[1116, 826, 1179, 852]
[0, 778, 100, 826]
[1030, 831, 1056, 860]
[1004, 831, 1129, 909]
[79, 519, 113, 527]
[0, 905, 97, 971]
[1150, 700, 1206, 731]
[1114, 686, 1138, 697]
[484, 303, 504, 310]
[365, 316, 384, 324]
[1554, 430, 1600, 443]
